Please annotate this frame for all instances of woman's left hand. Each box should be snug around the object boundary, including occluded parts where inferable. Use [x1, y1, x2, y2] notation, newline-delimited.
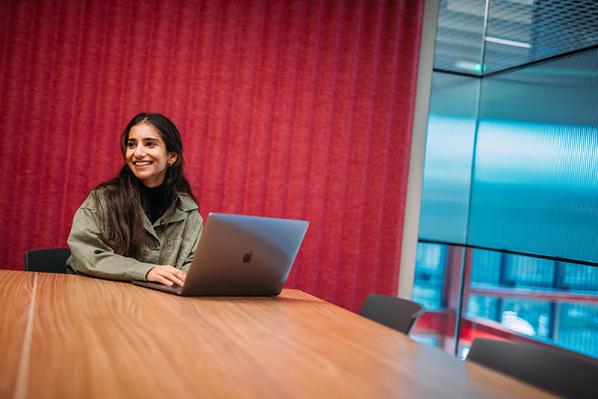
[146, 265, 186, 286]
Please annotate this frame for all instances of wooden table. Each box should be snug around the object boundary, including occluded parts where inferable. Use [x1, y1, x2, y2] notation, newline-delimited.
[0, 270, 555, 398]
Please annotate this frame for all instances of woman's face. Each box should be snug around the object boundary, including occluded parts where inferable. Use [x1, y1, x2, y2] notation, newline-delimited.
[125, 123, 177, 187]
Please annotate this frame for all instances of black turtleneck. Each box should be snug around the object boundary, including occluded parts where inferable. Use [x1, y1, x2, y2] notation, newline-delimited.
[139, 184, 169, 224]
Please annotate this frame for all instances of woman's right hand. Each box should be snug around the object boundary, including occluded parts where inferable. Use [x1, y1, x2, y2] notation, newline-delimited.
[146, 265, 186, 287]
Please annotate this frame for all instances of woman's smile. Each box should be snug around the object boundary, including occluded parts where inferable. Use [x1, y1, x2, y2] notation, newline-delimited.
[133, 160, 152, 167]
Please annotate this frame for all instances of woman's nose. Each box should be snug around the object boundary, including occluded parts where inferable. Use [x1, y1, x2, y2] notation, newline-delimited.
[134, 145, 146, 157]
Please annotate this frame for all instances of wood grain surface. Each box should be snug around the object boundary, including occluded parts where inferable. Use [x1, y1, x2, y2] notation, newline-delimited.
[0, 270, 556, 398]
[0, 271, 35, 398]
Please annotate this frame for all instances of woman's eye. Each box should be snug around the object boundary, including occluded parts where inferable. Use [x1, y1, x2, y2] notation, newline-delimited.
[146, 142, 157, 148]
[127, 142, 136, 149]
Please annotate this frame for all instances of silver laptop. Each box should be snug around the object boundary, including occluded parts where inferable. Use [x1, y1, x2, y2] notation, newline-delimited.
[132, 213, 309, 296]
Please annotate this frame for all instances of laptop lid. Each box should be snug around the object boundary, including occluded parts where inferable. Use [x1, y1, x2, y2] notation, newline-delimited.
[175, 213, 308, 296]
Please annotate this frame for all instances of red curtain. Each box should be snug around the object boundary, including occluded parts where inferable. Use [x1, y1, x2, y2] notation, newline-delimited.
[0, 0, 424, 311]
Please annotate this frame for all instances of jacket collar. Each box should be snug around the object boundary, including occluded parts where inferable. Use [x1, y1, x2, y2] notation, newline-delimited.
[142, 193, 198, 238]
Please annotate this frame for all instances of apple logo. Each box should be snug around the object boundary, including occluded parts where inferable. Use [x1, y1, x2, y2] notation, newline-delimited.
[242, 250, 253, 263]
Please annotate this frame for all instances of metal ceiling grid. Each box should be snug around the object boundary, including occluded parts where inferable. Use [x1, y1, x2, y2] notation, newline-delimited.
[434, 0, 598, 76]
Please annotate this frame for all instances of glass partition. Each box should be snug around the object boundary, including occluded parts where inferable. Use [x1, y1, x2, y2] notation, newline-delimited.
[468, 48, 598, 261]
[412, 243, 598, 359]
[418, 73, 479, 243]
[414, 48, 598, 360]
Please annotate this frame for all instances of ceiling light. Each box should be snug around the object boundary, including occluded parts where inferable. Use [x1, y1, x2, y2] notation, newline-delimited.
[485, 36, 532, 49]
[454, 61, 484, 73]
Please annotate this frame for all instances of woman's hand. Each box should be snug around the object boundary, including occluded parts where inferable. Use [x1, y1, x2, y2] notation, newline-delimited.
[146, 265, 186, 287]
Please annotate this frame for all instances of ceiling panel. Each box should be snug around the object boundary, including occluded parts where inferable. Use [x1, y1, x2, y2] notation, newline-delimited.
[434, 0, 598, 76]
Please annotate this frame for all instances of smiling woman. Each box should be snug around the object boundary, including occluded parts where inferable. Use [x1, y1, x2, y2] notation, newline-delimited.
[65, 113, 203, 286]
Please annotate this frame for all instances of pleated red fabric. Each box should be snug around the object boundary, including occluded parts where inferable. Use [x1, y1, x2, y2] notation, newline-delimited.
[0, 0, 424, 310]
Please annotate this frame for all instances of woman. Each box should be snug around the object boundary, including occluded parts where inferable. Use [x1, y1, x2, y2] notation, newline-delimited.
[67, 113, 202, 287]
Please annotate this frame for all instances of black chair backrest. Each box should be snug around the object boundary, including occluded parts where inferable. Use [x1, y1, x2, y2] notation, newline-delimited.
[359, 294, 424, 334]
[24, 248, 71, 274]
[467, 338, 598, 399]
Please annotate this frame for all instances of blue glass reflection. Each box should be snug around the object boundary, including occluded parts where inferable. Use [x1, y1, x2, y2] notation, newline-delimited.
[468, 48, 598, 262]
[413, 242, 447, 310]
[468, 121, 598, 262]
[419, 73, 479, 243]
[413, 243, 598, 359]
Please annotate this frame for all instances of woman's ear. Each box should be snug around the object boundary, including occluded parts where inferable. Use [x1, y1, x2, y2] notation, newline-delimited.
[168, 153, 178, 166]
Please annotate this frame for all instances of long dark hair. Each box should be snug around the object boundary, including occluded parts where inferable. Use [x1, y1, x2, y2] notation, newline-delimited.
[94, 113, 196, 258]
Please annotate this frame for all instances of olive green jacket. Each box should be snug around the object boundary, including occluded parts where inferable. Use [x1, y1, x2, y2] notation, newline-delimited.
[66, 189, 203, 281]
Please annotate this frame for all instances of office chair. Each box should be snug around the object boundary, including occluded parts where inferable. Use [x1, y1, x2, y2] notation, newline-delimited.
[467, 338, 598, 399]
[24, 248, 71, 274]
[359, 294, 424, 335]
